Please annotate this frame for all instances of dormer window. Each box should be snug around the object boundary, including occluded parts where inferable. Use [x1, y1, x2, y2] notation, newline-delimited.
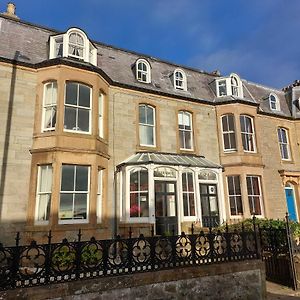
[269, 93, 280, 111]
[215, 73, 243, 98]
[136, 59, 151, 83]
[49, 28, 97, 66]
[174, 69, 187, 91]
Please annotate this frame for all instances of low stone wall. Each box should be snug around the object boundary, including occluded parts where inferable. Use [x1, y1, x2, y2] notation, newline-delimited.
[0, 260, 266, 300]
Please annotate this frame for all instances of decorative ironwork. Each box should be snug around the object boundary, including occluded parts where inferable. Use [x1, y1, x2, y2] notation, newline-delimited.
[0, 224, 259, 291]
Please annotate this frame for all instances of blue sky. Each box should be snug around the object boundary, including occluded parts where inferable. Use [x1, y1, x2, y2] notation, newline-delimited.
[1, 0, 299, 88]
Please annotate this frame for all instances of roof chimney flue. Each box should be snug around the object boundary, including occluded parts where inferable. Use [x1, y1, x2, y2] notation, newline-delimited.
[1, 2, 19, 19]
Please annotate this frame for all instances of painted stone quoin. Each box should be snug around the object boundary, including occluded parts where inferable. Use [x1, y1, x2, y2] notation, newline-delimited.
[0, 4, 299, 244]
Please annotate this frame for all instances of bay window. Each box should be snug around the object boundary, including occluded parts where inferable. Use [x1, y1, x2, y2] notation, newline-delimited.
[64, 82, 91, 133]
[227, 176, 243, 216]
[59, 165, 89, 223]
[246, 175, 263, 215]
[240, 115, 256, 152]
[35, 165, 53, 224]
[221, 114, 236, 151]
[42, 81, 57, 131]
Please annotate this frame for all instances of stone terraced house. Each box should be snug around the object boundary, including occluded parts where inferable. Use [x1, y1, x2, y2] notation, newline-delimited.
[0, 3, 300, 244]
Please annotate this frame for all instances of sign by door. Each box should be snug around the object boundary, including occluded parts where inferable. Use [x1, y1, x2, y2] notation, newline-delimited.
[155, 181, 178, 235]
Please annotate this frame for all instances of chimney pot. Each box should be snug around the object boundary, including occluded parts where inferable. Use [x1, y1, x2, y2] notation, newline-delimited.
[1, 2, 19, 19]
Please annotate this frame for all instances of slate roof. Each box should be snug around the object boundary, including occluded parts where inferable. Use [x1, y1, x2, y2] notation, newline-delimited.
[0, 14, 293, 118]
[117, 152, 222, 169]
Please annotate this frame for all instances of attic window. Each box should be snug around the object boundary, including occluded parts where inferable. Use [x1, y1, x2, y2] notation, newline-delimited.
[269, 93, 280, 111]
[174, 69, 187, 91]
[215, 73, 243, 98]
[136, 59, 151, 83]
[49, 28, 97, 66]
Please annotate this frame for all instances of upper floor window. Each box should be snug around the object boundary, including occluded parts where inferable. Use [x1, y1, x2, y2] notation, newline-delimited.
[35, 165, 53, 224]
[42, 81, 57, 131]
[64, 82, 91, 133]
[129, 168, 149, 218]
[98, 93, 104, 138]
[182, 171, 196, 217]
[49, 28, 97, 66]
[59, 165, 90, 223]
[269, 93, 280, 111]
[240, 115, 256, 152]
[139, 104, 155, 146]
[136, 59, 151, 83]
[178, 111, 193, 150]
[216, 73, 243, 98]
[278, 127, 291, 160]
[174, 69, 187, 91]
[221, 114, 236, 151]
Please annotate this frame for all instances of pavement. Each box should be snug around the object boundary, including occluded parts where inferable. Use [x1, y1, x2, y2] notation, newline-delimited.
[267, 281, 300, 299]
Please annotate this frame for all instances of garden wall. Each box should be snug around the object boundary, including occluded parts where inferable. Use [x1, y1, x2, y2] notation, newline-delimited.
[0, 260, 266, 300]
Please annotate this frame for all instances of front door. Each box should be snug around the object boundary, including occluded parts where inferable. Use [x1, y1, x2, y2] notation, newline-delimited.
[285, 187, 297, 222]
[155, 181, 178, 235]
[200, 183, 220, 227]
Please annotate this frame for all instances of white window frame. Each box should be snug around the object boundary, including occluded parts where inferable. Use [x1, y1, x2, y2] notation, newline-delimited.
[182, 170, 196, 220]
[35, 165, 53, 225]
[174, 69, 187, 91]
[221, 114, 237, 152]
[97, 169, 103, 223]
[269, 93, 280, 111]
[42, 81, 57, 132]
[178, 111, 193, 150]
[64, 82, 92, 134]
[127, 166, 150, 223]
[278, 127, 291, 160]
[246, 175, 264, 217]
[240, 115, 256, 152]
[49, 28, 97, 66]
[139, 104, 156, 147]
[215, 74, 243, 98]
[136, 59, 151, 83]
[226, 175, 243, 218]
[59, 165, 90, 224]
[98, 93, 104, 138]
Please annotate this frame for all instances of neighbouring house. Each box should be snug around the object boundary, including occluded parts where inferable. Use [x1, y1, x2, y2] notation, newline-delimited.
[0, 3, 299, 245]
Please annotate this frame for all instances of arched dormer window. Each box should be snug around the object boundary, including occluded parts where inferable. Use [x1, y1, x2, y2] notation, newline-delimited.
[49, 28, 97, 66]
[230, 73, 243, 98]
[136, 59, 151, 83]
[269, 93, 280, 111]
[174, 69, 187, 91]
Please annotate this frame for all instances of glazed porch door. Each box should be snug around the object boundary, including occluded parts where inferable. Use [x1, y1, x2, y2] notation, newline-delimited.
[200, 183, 220, 227]
[285, 187, 297, 222]
[155, 181, 178, 235]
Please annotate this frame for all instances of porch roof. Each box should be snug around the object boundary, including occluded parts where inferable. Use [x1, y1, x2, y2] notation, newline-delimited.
[117, 152, 222, 169]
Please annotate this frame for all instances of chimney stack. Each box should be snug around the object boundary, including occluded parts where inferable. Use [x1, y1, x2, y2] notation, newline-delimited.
[1, 2, 19, 19]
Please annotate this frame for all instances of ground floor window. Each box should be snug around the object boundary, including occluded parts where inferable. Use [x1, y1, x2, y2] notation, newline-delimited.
[35, 165, 53, 224]
[227, 175, 243, 216]
[59, 165, 90, 223]
[129, 168, 149, 218]
[182, 172, 195, 217]
[246, 175, 262, 215]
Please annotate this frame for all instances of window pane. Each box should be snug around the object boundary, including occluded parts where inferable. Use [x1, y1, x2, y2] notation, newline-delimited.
[184, 131, 192, 149]
[59, 193, 73, 219]
[183, 194, 189, 216]
[222, 116, 228, 131]
[130, 193, 139, 217]
[75, 166, 88, 191]
[39, 166, 52, 192]
[66, 83, 78, 105]
[179, 131, 184, 149]
[201, 196, 209, 215]
[140, 170, 148, 191]
[155, 194, 164, 217]
[64, 107, 77, 130]
[78, 108, 90, 132]
[37, 194, 51, 221]
[130, 171, 138, 191]
[182, 173, 187, 192]
[139, 105, 146, 123]
[74, 193, 87, 219]
[140, 194, 149, 217]
[61, 165, 74, 191]
[223, 134, 230, 150]
[79, 85, 90, 108]
[146, 106, 154, 125]
[189, 194, 195, 216]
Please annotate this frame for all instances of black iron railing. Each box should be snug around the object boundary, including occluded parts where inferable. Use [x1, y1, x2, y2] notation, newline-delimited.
[0, 224, 259, 291]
